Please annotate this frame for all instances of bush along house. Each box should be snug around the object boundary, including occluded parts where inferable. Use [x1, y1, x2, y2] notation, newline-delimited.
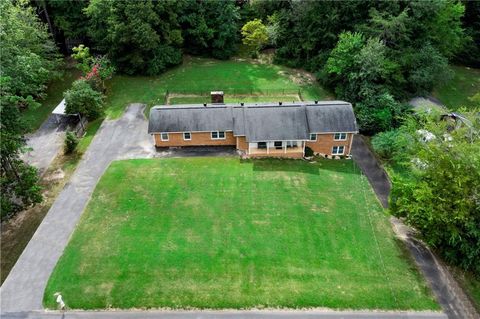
[148, 92, 358, 158]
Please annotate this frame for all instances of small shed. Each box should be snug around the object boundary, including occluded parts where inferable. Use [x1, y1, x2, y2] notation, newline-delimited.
[52, 99, 67, 123]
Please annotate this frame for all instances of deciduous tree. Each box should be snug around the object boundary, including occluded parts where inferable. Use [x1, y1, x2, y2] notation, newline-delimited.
[64, 80, 104, 119]
[241, 19, 269, 55]
[390, 110, 480, 274]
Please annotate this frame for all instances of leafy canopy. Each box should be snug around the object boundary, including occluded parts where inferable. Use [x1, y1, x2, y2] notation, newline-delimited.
[241, 19, 269, 53]
[64, 79, 104, 119]
[390, 110, 480, 274]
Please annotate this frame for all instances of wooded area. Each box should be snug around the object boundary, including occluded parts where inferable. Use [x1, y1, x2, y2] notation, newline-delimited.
[0, 0, 479, 277]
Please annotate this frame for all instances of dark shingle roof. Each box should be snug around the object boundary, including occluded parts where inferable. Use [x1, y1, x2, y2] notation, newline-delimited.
[148, 101, 358, 141]
[148, 105, 233, 133]
[243, 106, 309, 142]
[306, 102, 358, 133]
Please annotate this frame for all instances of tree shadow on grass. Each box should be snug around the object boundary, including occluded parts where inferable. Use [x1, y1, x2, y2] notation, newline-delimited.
[241, 158, 363, 177]
[316, 159, 363, 176]
[241, 158, 320, 175]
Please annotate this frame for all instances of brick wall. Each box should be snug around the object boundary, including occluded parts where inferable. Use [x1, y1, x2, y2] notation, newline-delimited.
[153, 132, 236, 147]
[236, 136, 248, 151]
[305, 133, 354, 156]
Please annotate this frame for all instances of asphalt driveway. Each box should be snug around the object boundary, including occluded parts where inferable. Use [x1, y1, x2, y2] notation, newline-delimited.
[350, 134, 478, 319]
[1, 104, 154, 312]
[1, 104, 239, 313]
[20, 115, 68, 174]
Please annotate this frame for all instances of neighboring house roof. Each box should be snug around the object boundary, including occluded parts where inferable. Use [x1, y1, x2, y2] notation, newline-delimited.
[148, 101, 358, 142]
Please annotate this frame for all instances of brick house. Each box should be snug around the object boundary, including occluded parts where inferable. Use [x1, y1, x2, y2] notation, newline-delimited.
[148, 99, 358, 158]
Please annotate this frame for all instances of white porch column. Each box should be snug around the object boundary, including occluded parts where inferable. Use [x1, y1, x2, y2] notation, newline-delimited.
[267, 143, 269, 154]
[284, 142, 287, 153]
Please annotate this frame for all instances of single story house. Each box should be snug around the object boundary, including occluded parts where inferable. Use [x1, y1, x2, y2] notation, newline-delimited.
[148, 96, 358, 158]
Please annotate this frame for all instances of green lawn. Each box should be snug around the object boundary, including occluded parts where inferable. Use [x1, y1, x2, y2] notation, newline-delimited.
[105, 57, 331, 118]
[433, 65, 480, 110]
[44, 158, 437, 310]
[21, 66, 81, 132]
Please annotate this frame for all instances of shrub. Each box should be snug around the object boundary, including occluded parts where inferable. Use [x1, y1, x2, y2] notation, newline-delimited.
[64, 79, 104, 119]
[304, 146, 314, 157]
[371, 130, 399, 160]
[64, 131, 79, 154]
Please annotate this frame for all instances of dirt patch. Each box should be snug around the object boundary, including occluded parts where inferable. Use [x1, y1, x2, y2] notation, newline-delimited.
[44, 168, 65, 182]
[278, 69, 316, 85]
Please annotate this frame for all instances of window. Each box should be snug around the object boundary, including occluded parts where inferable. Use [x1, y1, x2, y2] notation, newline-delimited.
[257, 142, 267, 149]
[211, 131, 226, 139]
[309, 133, 317, 141]
[160, 133, 169, 141]
[334, 133, 347, 141]
[274, 141, 283, 149]
[332, 145, 345, 155]
[183, 132, 191, 140]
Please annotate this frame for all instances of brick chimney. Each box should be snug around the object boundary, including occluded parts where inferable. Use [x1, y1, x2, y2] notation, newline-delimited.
[211, 91, 224, 104]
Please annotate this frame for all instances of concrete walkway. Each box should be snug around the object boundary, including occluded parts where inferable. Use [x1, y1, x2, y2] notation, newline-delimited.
[1, 310, 447, 319]
[21, 115, 68, 174]
[350, 135, 479, 319]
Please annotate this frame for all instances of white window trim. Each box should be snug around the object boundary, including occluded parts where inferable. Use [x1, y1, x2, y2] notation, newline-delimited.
[332, 145, 345, 155]
[334, 132, 347, 141]
[211, 131, 226, 140]
[183, 132, 191, 141]
[160, 133, 169, 141]
[309, 133, 317, 141]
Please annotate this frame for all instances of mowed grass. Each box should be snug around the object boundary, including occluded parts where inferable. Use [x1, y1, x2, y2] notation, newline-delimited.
[44, 158, 438, 310]
[105, 57, 331, 118]
[433, 65, 480, 110]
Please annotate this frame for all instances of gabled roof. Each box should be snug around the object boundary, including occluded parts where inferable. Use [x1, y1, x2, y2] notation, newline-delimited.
[306, 102, 358, 133]
[242, 105, 309, 142]
[148, 101, 358, 142]
[148, 105, 234, 133]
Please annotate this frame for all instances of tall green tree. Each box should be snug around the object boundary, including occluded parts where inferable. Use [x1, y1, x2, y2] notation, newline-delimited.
[180, 0, 239, 59]
[0, 0, 60, 105]
[85, 0, 183, 75]
[241, 19, 269, 55]
[455, 0, 480, 67]
[0, 0, 61, 219]
[390, 110, 480, 274]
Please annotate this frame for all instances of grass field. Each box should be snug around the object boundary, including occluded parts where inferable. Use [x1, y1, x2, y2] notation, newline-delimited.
[105, 57, 331, 118]
[433, 65, 480, 110]
[44, 158, 437, 310]
[21, 67, 81, 132]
